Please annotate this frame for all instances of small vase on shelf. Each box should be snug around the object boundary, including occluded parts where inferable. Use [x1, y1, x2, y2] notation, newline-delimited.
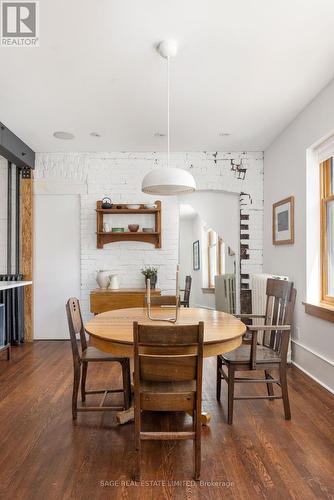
[109, 274, 120, 290]
[141, 266, 158, 290]
[96, 270, 112, 289]
[145, 276, 157, 289]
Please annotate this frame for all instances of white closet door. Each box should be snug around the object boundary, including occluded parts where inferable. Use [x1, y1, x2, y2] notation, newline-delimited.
[34, 194, 80, 339]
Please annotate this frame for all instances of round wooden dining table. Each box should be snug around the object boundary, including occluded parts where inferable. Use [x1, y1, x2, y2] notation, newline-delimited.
[85, 307, 246, 425]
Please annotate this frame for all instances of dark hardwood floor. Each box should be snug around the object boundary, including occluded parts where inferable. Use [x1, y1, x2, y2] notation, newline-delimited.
[0, 341, 334, 500]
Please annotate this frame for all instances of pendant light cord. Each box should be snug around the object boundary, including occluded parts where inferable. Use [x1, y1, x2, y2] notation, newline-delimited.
[167, 56, 170, 169]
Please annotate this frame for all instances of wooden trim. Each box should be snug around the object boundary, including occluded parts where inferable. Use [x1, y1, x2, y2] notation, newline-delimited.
[21, 174, 34, 342]
[303, 301, 334, 323]
[320, 159, 334, 304]
[272, 196, 294, 245]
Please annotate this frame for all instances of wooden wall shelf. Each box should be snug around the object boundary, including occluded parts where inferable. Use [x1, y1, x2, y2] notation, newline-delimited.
[96, 200, 161, 249]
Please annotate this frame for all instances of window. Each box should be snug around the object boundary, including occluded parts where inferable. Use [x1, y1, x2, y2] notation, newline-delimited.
[207, 230, 224, 288]
[320, 158, 334, 304]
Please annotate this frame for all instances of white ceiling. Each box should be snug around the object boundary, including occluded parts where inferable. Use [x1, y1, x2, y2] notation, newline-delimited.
[1, 0, 334, 153]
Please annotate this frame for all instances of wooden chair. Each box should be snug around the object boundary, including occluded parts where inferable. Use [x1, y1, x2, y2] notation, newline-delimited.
[180, 275, 192, 307]
[66, 297, 131, 420]
[133, 321, 204, 480]
[216, 279, 296, 424]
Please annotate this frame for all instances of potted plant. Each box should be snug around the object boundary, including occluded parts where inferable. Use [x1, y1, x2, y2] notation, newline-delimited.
[141, 266, 158, 289]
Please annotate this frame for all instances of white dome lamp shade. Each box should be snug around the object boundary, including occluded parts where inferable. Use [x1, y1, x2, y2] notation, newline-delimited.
[142, 167, 196, 195]
[141, 39, 196, 196]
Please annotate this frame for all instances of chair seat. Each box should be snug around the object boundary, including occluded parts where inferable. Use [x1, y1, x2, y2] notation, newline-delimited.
[82, 346, 127, 362]
[222, 344, 281, 364]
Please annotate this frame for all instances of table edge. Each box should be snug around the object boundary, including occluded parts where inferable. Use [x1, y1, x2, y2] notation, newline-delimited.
[85, 306, 246, 346]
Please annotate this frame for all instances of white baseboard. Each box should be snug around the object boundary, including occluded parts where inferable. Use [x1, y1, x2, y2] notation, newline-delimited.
[193, 304, 215, 310]
[291, 361, 334, 395]
[291, 339, 334, 394]
[291, 339, 334, 367]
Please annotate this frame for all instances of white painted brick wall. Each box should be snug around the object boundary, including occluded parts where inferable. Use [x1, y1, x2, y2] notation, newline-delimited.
[35, 151, 263, 320]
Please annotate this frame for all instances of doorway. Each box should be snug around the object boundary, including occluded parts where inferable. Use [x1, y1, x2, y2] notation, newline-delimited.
[34, 194, 80, 339]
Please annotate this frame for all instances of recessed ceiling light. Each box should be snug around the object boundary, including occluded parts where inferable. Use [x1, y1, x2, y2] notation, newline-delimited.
[154, 132, 166, 137]
[90, 132, 101, 138]
[53, 131, 75, 140]
[219, 132, 230, 137]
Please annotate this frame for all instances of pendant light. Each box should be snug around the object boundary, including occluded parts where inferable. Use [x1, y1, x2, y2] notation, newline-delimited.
[142, 39, 196, 195]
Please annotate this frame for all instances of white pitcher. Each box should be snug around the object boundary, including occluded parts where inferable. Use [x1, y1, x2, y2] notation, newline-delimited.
[109, 274, 120, 290]
[96, 270, 112, 289]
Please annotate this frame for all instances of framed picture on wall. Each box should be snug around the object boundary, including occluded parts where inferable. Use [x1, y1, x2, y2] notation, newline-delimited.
[193, 240, 200, 270]
[272, 196, 295, 245]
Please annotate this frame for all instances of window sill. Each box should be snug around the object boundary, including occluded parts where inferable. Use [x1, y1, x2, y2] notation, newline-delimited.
[303, 301, 334, 323]
[201, 288, 215, 294]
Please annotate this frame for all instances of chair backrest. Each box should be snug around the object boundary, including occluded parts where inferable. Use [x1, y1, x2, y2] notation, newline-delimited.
[263, 279, 296, 354]
[147, 295, 177, 307]
[66, 298, 87, 363]
[133, 322, 204, 385]
[183, 276, 192, 304]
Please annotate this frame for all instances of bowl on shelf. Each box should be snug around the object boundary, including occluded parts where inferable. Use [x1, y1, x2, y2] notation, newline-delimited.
[128, 224, 139, 232]
[144, 203, 156, 209]
[112, 227, 125, 233]
[142, 227, 154, 233]
[127, 204, 141, 209]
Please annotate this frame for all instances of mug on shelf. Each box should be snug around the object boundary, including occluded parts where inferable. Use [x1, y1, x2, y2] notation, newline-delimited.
[103, 222, 111, 232]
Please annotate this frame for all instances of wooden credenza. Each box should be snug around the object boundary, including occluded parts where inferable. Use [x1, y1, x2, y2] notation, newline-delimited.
[90, 288, 161, 314]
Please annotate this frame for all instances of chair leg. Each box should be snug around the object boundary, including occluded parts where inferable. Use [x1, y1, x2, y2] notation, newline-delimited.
[134, 396, 141, 481]
[81, 362, 88, 402]
[216, 356, 222, 401]
[265, 369, 274, 398]
[279, 364, 291, 420]
[72, 364, 81, 420]
[194, 410, 201, 480]
[122, 359, 131, 410]
[227, 365, 235, 425]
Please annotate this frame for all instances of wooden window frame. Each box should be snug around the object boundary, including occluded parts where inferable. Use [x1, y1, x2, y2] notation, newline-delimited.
[320, 158, 334, 306]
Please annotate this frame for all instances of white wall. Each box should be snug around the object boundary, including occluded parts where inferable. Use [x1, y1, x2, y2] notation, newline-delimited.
[264, 78, 334, 393]
[178, 217, 193, 290]
[34, 151, 263, 331]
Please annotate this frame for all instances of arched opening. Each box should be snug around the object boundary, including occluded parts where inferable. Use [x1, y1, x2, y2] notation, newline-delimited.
[178, 190, 240, 312]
